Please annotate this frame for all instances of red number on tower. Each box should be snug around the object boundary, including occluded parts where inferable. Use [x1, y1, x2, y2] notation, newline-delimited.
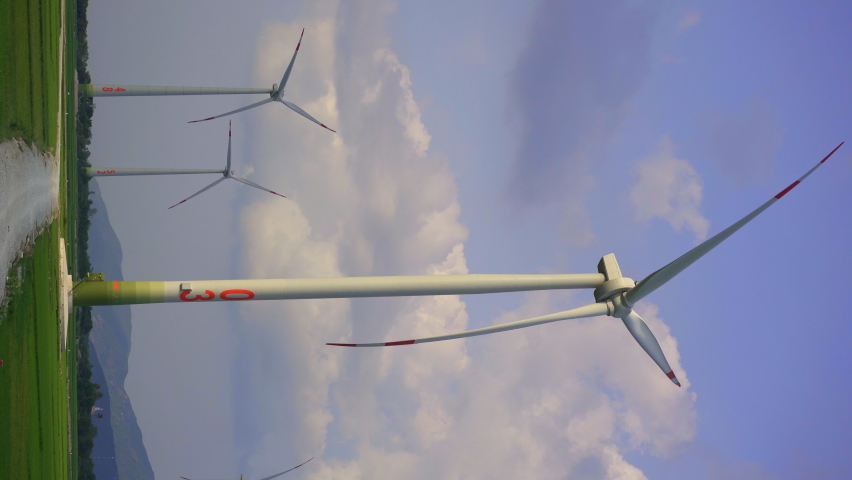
[220, 289, 255, 300]
[116, 87, 126, 91]
[102, 87, 114, 91]
[180, 290, 215, 301]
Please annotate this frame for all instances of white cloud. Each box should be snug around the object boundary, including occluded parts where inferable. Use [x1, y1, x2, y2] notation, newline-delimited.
[631, 135, 710, 241]
[677, 11, 702, 32]
[313, 294, 695, 480]
[235, 4, 697, 479]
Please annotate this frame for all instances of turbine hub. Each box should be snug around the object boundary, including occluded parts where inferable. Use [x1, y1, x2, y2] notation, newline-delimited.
[593, 253, 635, 303]
[606, 292, 633, 319]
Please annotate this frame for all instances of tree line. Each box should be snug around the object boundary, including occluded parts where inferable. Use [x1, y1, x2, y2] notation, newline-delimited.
[74, 0, 103, 478]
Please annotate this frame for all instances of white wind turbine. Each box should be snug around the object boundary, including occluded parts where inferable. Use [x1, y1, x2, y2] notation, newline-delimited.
[68, 143, 844, 387]
[326, 142, 846, 387]
[180, 457, 313, 480]
[81, 29, 336, 132]
[88, 121, 288, 209]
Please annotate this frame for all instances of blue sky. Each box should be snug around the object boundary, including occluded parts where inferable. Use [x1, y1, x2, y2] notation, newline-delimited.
[87, 1, 852, 478]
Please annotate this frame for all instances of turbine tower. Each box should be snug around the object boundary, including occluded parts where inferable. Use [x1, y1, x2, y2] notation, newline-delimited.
[89, 122, 287, 209]
[80, 29, 335, 132]
[68, 143, 844, 387]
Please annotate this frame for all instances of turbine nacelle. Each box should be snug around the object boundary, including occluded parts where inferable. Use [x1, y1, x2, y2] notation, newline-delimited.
[593, 253, 635, 304]
[593, 254, 638, 320]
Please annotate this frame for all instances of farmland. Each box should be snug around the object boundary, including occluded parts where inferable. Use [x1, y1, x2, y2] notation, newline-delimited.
[0, 0, 82, 478]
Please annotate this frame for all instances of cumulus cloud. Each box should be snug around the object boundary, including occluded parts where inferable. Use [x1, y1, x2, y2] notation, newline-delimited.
[233, 2, 696, 478]
[319, 295, 695, 480]
[507, 0, 661, 239]
[631, 135, 710, 241]
[699, 98, 782, 185]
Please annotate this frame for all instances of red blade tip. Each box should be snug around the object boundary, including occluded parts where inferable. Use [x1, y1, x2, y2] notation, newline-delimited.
[666, 370, 682, 387]
[819, 141, 845, 163]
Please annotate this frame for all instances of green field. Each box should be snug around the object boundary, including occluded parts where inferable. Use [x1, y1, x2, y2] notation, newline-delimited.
[0, 225, 70, 479]
[0, 0, 79, 478]
[0, 0, 62, 150]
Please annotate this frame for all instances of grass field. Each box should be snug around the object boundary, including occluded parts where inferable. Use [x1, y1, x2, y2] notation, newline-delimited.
[0, 0, 62, 150]
[0, 0, 78, 478]
[0, 224, 69, 479]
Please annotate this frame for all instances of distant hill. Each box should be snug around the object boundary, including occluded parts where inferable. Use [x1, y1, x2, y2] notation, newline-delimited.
[87, 179, 155, 480]
[88, 336, 120, 480]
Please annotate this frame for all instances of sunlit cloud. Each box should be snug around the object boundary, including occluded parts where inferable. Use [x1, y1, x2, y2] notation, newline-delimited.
[631, 135, 710, 241]
[234, 3, 696, 478]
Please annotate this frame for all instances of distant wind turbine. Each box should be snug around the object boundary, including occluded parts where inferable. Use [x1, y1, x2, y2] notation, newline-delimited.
[88, 121, 287, 209]
[180, 457, 313, 480]
[80, 29, 335, 132]
[68, 143, 844, 387]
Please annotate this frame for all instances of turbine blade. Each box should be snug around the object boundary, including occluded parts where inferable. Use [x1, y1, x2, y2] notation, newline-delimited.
[231, 176, 287, 199]
[226, 120, 232, 172]
[327, 302, 609, 347]
[621, 311, 680, 386]
[258, 457, 314, 480]
[168, 177, 227, 209]
[626, 141, 844, 306]
[179, 477, 240, 480]
[280, 99, 336, 132]
[276, 28, 305, 97]
[188, 98, 274, 123]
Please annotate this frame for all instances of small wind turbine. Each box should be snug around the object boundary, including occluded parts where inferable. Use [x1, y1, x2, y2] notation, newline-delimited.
[88, 121, 287, 209]
[81, 29, 336, 132]
[180, 457, 313, 480]
[67, 143, 844, 387]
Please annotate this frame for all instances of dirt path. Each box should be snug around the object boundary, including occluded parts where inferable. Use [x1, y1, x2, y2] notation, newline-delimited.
[55, 0, 75, 463]
[0, 139, 60, 303]
[56, 0, 65, 169]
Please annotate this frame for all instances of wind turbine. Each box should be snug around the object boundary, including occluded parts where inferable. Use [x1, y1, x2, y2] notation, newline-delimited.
[80, 29, 336, 132]
[327, 142, 845, 386]
[180, 457, 313, 480]
[88, 121, 288, 209]
[67, 143, 844, 387]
